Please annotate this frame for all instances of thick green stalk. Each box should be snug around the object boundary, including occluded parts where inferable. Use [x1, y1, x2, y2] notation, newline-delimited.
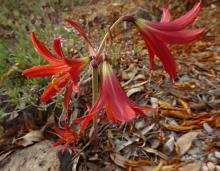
[92, 67, 99, 137]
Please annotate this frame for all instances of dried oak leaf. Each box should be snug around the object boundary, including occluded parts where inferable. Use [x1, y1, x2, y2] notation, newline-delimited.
[175, 131, 200, 156]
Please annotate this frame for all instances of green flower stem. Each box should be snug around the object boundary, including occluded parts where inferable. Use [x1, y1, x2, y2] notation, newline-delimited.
[91, 17, 123, 138]
[92, 66, 99, 138]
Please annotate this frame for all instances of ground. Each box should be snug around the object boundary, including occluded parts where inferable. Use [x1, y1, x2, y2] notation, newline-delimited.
[0, 0, 220, 170]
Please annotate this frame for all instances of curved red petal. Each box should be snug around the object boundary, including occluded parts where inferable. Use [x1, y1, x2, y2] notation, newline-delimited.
[40, 83, 57, 103]
[148, 1, 201, 31]
[31, 32, 60, 62]
[160, 7, 171, 23]
[22, 63, 67, 77]
[53, 37, 65, 58]
[141, 31, 176, 80]
[102, 64, 136, 121]
[53, 127, 66, 137]
[53, 139, 66, 147]
[148, 28, 204, 44]
[40, 74, 69, 102]
[140, 31, 156, 70]
[73, 88, 106, 131]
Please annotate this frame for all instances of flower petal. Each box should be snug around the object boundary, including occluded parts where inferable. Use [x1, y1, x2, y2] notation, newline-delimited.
[40, 74, 69, 102]
[31, 32, 60, 62]
[53, 37, 65, 58]
[140, 31, 156, 70]
[53, 138, 66, 146]
[141, 30, 176, 80]
[73, 88, 106, 131]
[160, 7, 171, 23]
[103, 63, 136, 121]
[148, 1, 201, 31]
[22, 63, 67, 77]
[148, 28, 204, 44]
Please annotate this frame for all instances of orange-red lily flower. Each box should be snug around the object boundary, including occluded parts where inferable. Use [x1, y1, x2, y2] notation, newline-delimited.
[53, 123, 78, 154]
[74, 61, 153, 131]
[22, 32, 90, 117]
[123, 1, 204, 80]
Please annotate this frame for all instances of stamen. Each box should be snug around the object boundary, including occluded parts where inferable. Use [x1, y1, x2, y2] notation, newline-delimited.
[51, 77, 60, 91]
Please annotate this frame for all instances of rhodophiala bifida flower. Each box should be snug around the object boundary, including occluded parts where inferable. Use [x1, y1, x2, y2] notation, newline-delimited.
[74, 61, 153, 131]
[22, 32, 90, 118]
[123, 1, 204, 80]
[53, 123, 78, 154]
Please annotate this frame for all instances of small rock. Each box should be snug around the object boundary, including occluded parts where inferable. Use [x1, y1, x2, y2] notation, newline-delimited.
[207, 162, 215, 171]
[202, 165, 208, 171]
[216, 165, 220, 171]
[214, 151, 220, 159]
[208, 153, 214, 160]
[209, 157, 217, 163]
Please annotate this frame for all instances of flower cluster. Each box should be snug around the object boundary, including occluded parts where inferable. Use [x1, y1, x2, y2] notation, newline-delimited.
[22, 1, 203, 153]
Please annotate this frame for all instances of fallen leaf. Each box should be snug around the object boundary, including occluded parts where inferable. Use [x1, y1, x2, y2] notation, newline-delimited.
[110, 153, 151, 169]
[163, 134, 175, 154]
[159, 100, 173, 108]
[160, 110, 191, 119]
[174, 82, 196, 90]
[114, 136, 139, 152]
[162, 123, 196, 131]
[126, 86, 144, 97]
[141, 123, 155, 135]
[143, 147, 169, 160]
[175, 131, 200, 156]
[179, 162, 202, 171]
[14, 130, 44, 147]
[177, 98, 192, 115]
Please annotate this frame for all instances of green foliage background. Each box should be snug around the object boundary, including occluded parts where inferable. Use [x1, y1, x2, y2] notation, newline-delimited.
[0, 0, 88, 115]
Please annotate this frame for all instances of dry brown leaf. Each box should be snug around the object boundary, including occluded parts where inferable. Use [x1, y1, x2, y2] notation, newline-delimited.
[177, 98, 192, 115]
[163, 135, 175, 154]
[174, 82, 196, 90]
[160, 110, 191, 119]
[14, 130, 44, 147]
[143, 147, 169, 160]
[110, 153, 151, 169]
[126, 86, 144, 97]
[179, 162, 202, 171]
[158, 100, 173, 108]
[152, 162, 163, 171]
[162, 123, 196, 131]
[175, 131, 200, 156]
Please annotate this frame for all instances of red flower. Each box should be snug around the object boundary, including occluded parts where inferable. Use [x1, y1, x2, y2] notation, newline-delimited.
[53, 123, 78, 154]
[74, 61, 153, 131]
[22, 32, 90, 118]
[123, 1, 204, 80]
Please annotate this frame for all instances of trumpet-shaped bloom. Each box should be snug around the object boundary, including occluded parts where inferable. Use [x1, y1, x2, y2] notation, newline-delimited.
[22, 32, 90, 117]
[74, 62, 153, 131]
[53, 123, 78, 154]
[123, 1, 204, 80]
